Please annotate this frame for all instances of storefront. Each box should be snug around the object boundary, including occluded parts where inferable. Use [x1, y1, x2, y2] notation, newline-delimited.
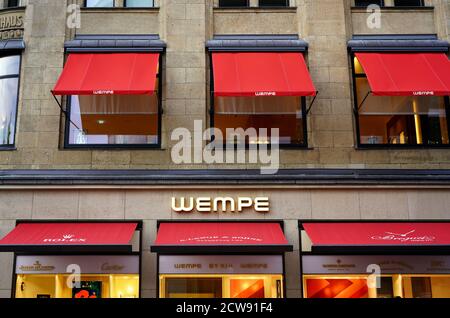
[299, 221, 450, 298]
[0, 221, 142, 299]
[206, 35, 317, 147]
[151, 221, 292, 299]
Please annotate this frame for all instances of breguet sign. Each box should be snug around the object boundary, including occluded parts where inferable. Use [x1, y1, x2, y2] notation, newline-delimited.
[172, 197, 270, 214]
[0, 10, 24, 40]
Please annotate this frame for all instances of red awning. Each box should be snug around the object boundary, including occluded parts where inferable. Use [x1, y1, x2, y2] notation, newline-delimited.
[212, 52, 316, 97]
[52, 53, 159, 95]
[355, 52, 450, 96]
[152, 222, 292, 253]
[302, 222, 450, 253]
[0, 222, 138, 253]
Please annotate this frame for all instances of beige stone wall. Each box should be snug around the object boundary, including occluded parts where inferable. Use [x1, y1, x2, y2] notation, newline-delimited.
[0, 186, 449, 298]
[0, 0, 449, 169]
[213, 8, 298, 34]
[352, 8, 436, 35]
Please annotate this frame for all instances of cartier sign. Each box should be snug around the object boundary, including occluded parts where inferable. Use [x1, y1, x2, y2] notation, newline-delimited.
[0, 10, 24, 40]
[172, 197, 270, 213]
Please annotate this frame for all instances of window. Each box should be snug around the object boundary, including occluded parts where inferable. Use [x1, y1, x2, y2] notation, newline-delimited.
[85, 0, 114, 7]
[0, 55, 20, 148]
[66, 93, 160, 147]
[5, 0, 20, 7]
[125, 0, 154, 7]
[352, 56, 450, 147]
[213, 96, 307, 146]
[393, 0, 424, 6]
[354, 0, 425, 6]
[218, 0, 249, 7]
[259, 0, 289, 7]
[354, 0, 383, 6]
[64, 56, 162, 148]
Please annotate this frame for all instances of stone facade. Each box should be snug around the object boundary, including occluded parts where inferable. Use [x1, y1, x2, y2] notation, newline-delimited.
[0, 0, 447, 169]
[1, 186, 450, 298]
[0, 0, 450, 299]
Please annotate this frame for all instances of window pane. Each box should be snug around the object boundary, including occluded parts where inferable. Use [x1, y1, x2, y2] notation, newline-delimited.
[6, 0, 20, 7]
[68, 94, 159, 145]
[0, 55, 20, 77]
[218, 0, 248, 7]
[377, 277, 394, 298]
[125, 0, 154, 7]
[214, 96, 305, 145]
[165, 278, 223, 298]
[355, 76, 449, 146]
[259, 0, 289, 6]
[354, 0, 383, 6]
[85, 0, 114, 7]
[0, 78, 18, 146]
[411, 277, 432, 298]
[394, 0, 424, 6]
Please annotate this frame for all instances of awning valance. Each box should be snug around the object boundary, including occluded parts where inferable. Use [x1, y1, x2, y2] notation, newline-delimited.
[0, 222, 138, 253]
[212, 52, 316, 97]
[302, 222, 450, 253]
[355, 52, 450, 96]
[52, 53, 159, 96]
[152, 222, 292, 254]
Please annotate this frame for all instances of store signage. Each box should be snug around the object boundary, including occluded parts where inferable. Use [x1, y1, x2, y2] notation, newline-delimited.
[302, 255, 450, 275]
[18, 261, 55, 273]
[43, 234, 87, 243]
[171, 197, 270, 213]
[413, 91, 434, 96]
[16, 256, 139, 275]
[255, 92, 276, 97]
[370, 229, 436, 243]
[159, 255, 283, 275]
[0, 10, 24, 40]
[93, 90, 114, 95]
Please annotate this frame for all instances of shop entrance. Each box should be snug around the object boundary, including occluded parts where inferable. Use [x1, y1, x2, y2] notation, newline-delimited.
[299, 221, 450, 299]
[16, 274, 139, 299]
[160, 275, 283, 298]
[152, 221, 293, 299]
[13, 255, 140, 299]
[0, 221, 143, 299]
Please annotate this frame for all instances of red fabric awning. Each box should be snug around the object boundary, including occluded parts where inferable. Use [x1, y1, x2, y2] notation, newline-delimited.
[52, 53, 159, 95]
[355, 52, 450, 96]
[0, 222, 138, 253]
[303, 222, 450, 253]
[152, 222, 292, 253]
[212, 52, 316, 97]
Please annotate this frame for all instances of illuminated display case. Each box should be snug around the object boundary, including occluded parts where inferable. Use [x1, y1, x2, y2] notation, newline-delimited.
[158, 255, 285, 299]
[14, 255, 140, 299]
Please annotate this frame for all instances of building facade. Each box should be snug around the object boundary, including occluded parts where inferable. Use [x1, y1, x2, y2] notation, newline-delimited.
[0, 0, 449, 299]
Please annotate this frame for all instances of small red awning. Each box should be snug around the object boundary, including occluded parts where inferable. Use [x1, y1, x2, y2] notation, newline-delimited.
[152, 222, 292, 253]
[212, 52, 316, 97]
[302, 222, 450, 253]
[52, 53, 160, 95]
[355, 52, 450, 96]
[0, 222, 138, 253]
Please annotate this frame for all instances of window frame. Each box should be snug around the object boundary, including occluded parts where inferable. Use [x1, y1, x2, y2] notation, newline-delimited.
[63, 53, 163, 150]
[0, 52, 22, 150]
[83, 0, 115, 7]
[208, 53, 309, 150]
[350, 52, 450, 149]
